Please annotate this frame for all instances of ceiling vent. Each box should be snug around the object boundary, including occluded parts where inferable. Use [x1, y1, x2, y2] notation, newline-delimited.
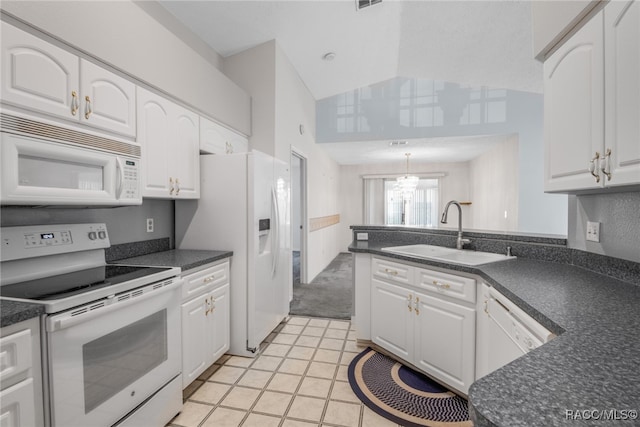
[356, 0, 382, 11]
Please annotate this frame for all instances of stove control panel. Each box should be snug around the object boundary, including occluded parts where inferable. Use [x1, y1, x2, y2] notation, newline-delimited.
[1, 223, 110, 262]
[24, 230, 73, 247]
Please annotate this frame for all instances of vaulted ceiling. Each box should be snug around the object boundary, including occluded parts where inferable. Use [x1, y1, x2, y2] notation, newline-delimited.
[158, 0, 542, 100]
[158, 1, 542, 164]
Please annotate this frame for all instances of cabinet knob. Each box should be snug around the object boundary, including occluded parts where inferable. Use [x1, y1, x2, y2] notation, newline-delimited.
[84, 96, 93, 119]
[432, 280, 450, 290]
[600, 148, 612, 181]
[71, 91, 79, 116]
[169, 177, 175, 195]
[589, 152, 601, 183]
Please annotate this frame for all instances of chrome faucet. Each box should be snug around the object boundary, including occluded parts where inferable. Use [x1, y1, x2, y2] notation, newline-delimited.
[441, 200, 471, 250]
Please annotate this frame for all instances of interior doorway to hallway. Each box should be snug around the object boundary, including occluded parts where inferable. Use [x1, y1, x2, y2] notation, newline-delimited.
[291, 149, 308, 299]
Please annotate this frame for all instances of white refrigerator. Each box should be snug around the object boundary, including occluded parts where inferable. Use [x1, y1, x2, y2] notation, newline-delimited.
[176, 150, 291, 357]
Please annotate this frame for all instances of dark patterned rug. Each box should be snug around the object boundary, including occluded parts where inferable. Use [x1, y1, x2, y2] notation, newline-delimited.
[348, 348, 472, 427]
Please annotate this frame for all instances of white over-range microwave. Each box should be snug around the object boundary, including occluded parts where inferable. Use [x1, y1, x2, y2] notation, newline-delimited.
[1, 111, 142, 206]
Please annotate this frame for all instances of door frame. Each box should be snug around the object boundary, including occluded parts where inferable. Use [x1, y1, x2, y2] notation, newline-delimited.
[290, 147, 308, 294]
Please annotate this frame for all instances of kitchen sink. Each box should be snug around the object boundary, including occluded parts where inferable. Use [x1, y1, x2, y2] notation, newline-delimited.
[381, 244, 516, 266]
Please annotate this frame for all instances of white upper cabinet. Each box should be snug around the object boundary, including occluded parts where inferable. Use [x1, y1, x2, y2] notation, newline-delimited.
[79, 59, 136, 137]
[1, 22, 79, 120]
[544, 1, 640, 193]
[1, 23, 136, 138]
[137, 87, 199, 199]
[604, 0, 640, 187]
[543, 11, 604, 192]
[200, 116, 248, 155]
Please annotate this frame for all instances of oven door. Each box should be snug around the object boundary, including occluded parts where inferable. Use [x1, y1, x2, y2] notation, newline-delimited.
[45, 279, 181, 427]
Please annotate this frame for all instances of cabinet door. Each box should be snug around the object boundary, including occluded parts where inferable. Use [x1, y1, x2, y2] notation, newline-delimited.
[199, 117, 228, 154]
[80, 59, 136, 137]
[605, 0, 640, 187]
[543, 11, 604, 192]
[0, 378, 36, 427]
[1, 23, 79, 122]
[171, 106, 200, 199]
[413, 294, 475, 394]
[137, 88, 171, 198]
[209, 283, 230, 363]
[181, 295, 209, 389]
[371, 279, 413, 361]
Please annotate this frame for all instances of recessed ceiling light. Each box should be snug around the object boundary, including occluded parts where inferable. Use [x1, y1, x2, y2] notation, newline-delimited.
[389, 140, 408, 146]
[322, 52, 336, 61]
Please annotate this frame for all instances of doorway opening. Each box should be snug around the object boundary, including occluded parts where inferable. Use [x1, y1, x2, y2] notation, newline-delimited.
[291, 149, 308, 299]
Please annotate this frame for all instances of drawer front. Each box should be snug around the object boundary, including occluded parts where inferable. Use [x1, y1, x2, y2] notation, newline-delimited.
[0, 329, 32, 383]
[416, 268, 476, 304]
[182, 261, 229, 300]
[372, 257, 414, 285]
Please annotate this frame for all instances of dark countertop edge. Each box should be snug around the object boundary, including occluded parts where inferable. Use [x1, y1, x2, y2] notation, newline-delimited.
[112, 249, 233, 272]
[1, 300, 45, 328]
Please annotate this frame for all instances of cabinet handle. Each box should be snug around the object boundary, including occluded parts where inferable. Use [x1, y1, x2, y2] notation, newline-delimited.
[414, 296, 419, 315]
[205, 297, 211, 316]
[175, 178, 180, 195]
[84, 96, 92, 119]
[600, 148, 612, 181]
[432, 280, 451, 290]
[407, 294, 413, 312]
[589, 152, 601, 183]
[169, 177, 175, 195]
[484, 299, 489, 314]
[211, 296, 216, 312]
[225, 141, 233, 154]
[384, 268, 399, 276]
[71, 91, 79, 116]
[204, 276, 215, 283]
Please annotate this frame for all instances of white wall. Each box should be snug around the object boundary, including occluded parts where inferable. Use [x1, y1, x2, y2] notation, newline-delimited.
[291, 156, 302, 251]
[225, 40, 342, 282]
[1, 0, 250, 134]
[468, 135, 519, 231]
[224, 42, 277, 156]
[339, 160, 470, 250]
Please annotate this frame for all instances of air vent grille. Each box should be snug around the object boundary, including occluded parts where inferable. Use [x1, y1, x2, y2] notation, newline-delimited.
[0, 113, 141, 158]
[357, 0, 382, 10]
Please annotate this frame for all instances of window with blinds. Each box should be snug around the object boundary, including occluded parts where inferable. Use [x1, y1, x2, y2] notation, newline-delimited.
[384, 178, 439, 226]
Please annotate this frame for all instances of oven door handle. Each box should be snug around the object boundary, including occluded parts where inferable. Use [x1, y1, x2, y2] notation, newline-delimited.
[47, 279, 181, 332]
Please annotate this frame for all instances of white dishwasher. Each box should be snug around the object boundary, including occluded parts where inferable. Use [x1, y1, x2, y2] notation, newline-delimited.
[476, 284, 555, 379]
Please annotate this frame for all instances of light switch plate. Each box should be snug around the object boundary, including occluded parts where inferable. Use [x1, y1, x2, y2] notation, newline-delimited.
[586, 221, 600, 242]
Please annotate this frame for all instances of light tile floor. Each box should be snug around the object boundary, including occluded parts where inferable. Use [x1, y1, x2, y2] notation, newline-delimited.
[168, 316, 402, 427]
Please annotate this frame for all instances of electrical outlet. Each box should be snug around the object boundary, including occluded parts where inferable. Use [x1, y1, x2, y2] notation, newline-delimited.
[586, 221, 600, 242]
[146, 218, 154, 233]
[356, 232, 369, 241]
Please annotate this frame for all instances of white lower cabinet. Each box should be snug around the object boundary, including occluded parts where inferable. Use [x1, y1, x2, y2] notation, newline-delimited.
[181, 260, 230, 389]
[370, 257, 476, 394]
[0, 317, 43, 427]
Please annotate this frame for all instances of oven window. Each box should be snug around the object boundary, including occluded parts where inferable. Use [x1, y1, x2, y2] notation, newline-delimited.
[18, 154, 104, 190]
[82, 310, 168, 413]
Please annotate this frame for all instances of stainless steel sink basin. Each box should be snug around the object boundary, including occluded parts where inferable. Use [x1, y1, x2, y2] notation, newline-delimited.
[381, 244, 516, 266]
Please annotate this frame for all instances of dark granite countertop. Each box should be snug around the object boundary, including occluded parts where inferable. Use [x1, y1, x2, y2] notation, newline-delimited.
[1, 299, 45, 328]
[114, 249, 232, 272]
[349, 241, 640, 426]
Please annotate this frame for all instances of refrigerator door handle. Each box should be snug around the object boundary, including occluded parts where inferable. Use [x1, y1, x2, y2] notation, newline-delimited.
[271, 186, 280, 278]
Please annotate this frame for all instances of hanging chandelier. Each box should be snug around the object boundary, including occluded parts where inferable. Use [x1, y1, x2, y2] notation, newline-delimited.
[396, 153, 419, 194]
